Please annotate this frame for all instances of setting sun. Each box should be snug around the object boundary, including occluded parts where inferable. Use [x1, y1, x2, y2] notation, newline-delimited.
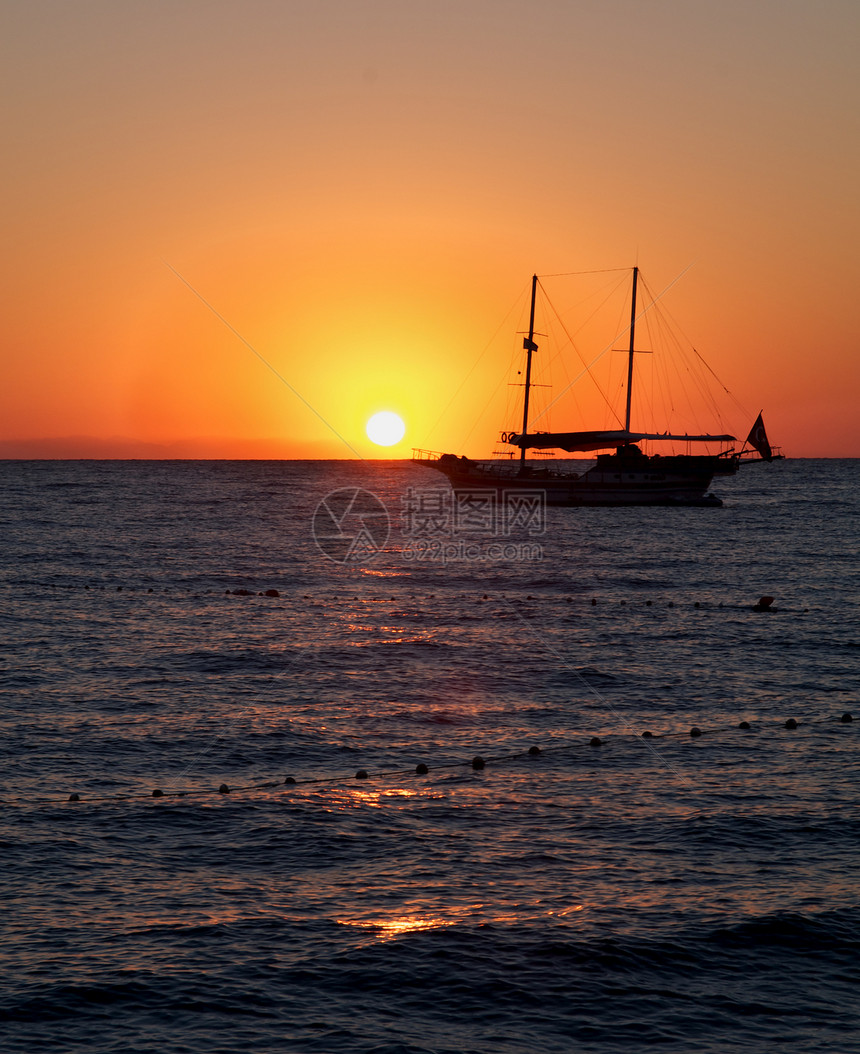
[366, 411, 406, 447]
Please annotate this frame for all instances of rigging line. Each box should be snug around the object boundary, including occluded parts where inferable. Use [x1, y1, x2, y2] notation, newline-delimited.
[498, 595, 694, 787]
[529, 263, 695, 428]
[456, 286, 534, 452]
[539, 278, 628, 426]
[538, 267, 630, 278]
[640, 307, 675, 430]
[163, 260, 363, 459]
[637, 276, 748, 424]
[647, 289, 734, 400]
[637, 278, 723, 424]
[692, 348, 733, 396]
[690, 345, 757, 430]
[639, 280, 742, 434]
[428, 284, 530, 450]
[457, 362, 514, 452]
[158, 262, 365, 785]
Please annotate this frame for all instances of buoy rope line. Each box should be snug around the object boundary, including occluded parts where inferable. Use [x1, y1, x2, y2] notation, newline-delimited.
[8, 710, 854, 807]
[0, 580, 812, 614]
[5, 585, 840, 806]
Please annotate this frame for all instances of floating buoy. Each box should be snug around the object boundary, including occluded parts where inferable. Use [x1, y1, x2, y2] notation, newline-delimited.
[264, 589, 280, 598]
[591, 598, 597, 606]
[694, 602, 700, 609]
[51, 695, 853, 809]
[645, 600, 652, 606]
[753, 595, 775, 611]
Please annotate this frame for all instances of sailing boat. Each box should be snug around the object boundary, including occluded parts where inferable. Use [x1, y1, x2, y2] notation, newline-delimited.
[413, 268, 780, 507]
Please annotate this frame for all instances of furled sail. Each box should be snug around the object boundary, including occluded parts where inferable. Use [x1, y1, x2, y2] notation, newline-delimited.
[505, 429, 737, 453]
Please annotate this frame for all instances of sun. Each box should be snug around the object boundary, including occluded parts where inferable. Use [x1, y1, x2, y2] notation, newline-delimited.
[366, 410, 406, 447]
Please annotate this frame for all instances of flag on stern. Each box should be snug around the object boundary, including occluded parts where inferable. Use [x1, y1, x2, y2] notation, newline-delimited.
[746, 412, 773, 461]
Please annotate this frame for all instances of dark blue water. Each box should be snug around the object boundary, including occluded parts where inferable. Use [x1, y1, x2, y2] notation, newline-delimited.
[1, 459, 858, 1053]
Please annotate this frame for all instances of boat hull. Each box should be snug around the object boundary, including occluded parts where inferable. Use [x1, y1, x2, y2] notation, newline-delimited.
[414, 448, 738, 507]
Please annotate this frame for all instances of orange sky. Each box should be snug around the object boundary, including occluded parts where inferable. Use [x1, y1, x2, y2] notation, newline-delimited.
[2, 0, 859, 459]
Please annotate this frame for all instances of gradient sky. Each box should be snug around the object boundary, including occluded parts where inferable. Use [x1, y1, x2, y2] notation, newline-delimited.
[2, 0, 858, 458]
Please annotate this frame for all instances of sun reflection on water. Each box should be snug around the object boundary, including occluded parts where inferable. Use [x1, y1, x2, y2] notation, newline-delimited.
[337, 901, 584, 943]
[344, 914, 460, 940]
[328, 786, 422, 809]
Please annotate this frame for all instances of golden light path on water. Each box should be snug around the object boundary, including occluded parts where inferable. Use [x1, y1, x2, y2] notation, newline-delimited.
[330, 786, 584, 944]
[338, 903, 585, 944]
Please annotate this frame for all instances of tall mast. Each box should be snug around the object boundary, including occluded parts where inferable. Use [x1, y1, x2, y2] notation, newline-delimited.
[624, 265, 639, 433]
[519, 273, 539, 465]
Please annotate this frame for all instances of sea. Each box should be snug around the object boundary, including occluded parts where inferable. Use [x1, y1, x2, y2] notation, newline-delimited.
[1, 457, 858, 1054]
